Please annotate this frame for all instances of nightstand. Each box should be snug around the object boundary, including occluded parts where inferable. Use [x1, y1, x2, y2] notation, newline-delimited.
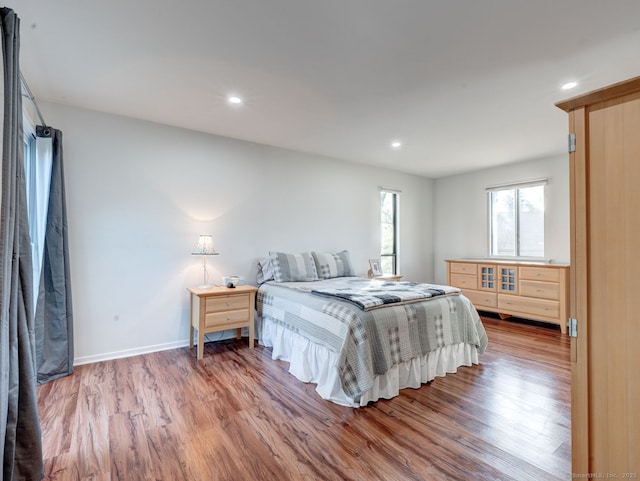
[187, 284, 258, 360]
[367, 271, 403, 281]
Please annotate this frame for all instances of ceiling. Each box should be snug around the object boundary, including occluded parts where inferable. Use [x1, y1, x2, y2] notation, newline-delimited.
[15, 1, 640, 178]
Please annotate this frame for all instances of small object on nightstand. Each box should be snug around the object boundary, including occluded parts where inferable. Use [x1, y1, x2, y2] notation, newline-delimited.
[222, 275, 243, 287]
[368, 258, 383, 276]
[187, 284, 258, 360]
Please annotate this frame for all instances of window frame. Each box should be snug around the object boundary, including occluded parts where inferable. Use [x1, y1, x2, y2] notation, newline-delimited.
[23, 112, 37, 220]
[486, 178, 547, 260]
[379, 188, 400, 275]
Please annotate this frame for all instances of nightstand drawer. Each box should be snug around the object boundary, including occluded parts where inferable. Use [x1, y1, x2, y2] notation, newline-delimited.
[206, 295, 250, 313]
[520, 280, 559, 300]
[205, 308, 250, 328]
[450, 273, 477, 289]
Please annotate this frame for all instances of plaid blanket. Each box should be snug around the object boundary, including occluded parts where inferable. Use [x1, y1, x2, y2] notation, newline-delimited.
[311, 280, 460, 310]
[257, 278, 487, 400]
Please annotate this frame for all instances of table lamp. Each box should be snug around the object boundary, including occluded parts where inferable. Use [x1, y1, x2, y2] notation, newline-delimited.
[191, 234, 219, 288]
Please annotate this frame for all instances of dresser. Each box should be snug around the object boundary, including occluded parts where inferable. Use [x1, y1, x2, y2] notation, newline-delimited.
[187, 285, 258, 360]
[446, 259, 569, 334]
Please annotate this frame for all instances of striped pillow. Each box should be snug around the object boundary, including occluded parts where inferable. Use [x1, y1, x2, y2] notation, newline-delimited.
[269, 251, 319, 282]
[312, 250, 356, 279]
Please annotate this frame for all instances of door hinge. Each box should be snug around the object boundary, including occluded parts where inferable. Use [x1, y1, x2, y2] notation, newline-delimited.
[568, 317, 578, 337]
[568, 133, 576, 153]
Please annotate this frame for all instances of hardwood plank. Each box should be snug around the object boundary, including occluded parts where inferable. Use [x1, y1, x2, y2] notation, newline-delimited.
[42, 453, 84, 481]
[68, 383, 111, 480]
[145, 423, 192, 481]
[109, 412, 155, 481]
[37, 378, 80, 459]
[38, 316, 571, 480]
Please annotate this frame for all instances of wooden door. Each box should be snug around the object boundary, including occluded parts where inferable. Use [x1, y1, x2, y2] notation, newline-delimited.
[557, 78, 640, 474]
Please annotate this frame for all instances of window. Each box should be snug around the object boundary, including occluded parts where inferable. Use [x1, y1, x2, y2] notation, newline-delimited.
[380, 189, 399, 274]
[488, 180, 545, 258]
[23, 111, 53, 306]
[23, 116, 37, 222]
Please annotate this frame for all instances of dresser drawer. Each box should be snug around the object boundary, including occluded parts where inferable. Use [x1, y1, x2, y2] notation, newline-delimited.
[450, 273, 477, 289]
[520, 280, 560, 300]
[449, 262, 477, 275]
[206, 294, 250, 313]
[519, 266, 560, 282]
[205, 308, 250, 329]
[463, 289, 498, 308]
[499, 294, 560, 320]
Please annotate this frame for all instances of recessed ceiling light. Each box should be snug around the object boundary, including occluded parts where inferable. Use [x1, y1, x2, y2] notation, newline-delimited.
[228, 95, 243, 105]
[390, 140, 402, 149]
[561, 81, 577, 90]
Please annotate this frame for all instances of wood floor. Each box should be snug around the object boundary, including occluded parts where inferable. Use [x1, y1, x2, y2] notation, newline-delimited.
[37, 315, 571, 481]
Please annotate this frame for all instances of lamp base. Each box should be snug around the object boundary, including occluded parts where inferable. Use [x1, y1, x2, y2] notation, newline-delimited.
[198, 284, 212, 290]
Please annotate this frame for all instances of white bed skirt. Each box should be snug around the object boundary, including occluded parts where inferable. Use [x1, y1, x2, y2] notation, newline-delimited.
[257, 316, 480, 407]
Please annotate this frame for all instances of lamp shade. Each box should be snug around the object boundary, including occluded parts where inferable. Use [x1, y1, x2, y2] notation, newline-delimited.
[192, 235, 219, 255]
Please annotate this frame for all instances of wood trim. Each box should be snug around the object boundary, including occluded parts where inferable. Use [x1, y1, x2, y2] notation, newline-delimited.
[559, 78, 640, 473]
[569, 107, 589, 473]
[555, 75, 640, 112]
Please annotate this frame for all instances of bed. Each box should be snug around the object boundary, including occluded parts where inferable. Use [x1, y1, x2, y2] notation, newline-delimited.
[255, 251, 488, 407]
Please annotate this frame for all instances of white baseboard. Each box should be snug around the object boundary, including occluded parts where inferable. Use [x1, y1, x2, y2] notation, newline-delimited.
[72, 328, 248, 366]
[73, 339, 190, 366]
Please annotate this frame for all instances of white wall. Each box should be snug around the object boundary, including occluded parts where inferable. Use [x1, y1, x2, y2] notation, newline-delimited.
[432, 156, 570, 284]
[40, 102, 435, 364]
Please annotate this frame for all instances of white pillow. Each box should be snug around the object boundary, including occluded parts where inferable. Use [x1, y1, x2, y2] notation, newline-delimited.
[256, 257, 274, 285]
[312, 250, 356, 279]
[269, 251, 319, 282]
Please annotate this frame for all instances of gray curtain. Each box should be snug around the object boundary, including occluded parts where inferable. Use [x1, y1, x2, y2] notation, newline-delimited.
[0, 7, 44, 481]
[35, 126, 74, 384]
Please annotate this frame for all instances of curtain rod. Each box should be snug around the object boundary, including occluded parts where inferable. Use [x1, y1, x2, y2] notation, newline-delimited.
[19, 71, 47, 127]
